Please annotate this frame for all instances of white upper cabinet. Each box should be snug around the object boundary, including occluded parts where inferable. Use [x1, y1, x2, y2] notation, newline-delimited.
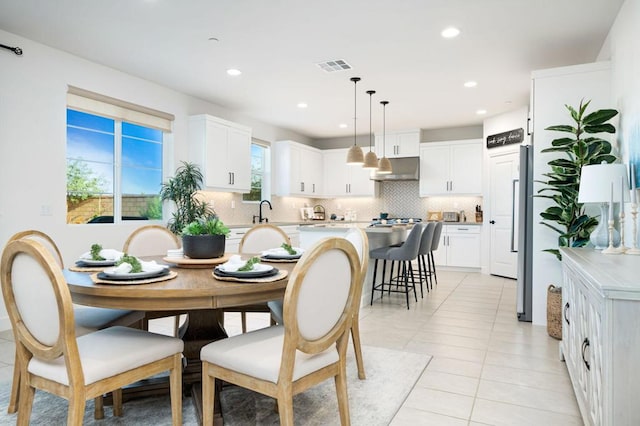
[375, 129, 420, 158]
[273, 140, 323, 197]
[323, 149, 376, 197]
[188, 114, 252, 192]
[419, 139, 482, 196]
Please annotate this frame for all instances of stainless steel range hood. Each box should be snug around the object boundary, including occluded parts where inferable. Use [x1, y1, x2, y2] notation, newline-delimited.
[371, 157, 419, 181]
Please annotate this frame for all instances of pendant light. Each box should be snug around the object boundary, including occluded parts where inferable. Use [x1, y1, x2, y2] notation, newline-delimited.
[363, 90, 379, 170]
[377, 100, 393, 174]
[346, 77, 364, 165]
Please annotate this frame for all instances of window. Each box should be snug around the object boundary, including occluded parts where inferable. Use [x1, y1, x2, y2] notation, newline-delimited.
[66, 87, 173, 224]
[243, 141, 271, 202]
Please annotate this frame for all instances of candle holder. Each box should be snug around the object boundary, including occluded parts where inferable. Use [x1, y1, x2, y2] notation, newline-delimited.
[617, 210, 628, 253]
[603, 219, 621, 255]
[627, 203, 640, 255]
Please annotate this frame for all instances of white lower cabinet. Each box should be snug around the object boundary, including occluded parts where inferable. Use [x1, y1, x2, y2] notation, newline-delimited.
[432, 225, 481, 268]
[226, 225, 300, 253]
[561, 248, 640, 426]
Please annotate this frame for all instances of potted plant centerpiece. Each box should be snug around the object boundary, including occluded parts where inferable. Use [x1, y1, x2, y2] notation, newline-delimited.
[181, 217, 230, 259]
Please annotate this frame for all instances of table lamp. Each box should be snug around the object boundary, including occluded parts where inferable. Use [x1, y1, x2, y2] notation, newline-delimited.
[578, 163, 629, 250]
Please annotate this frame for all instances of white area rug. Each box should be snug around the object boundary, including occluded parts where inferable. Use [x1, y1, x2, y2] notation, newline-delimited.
[0, 346, 430, 425]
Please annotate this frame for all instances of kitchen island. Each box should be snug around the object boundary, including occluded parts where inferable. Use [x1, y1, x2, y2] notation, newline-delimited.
[298, 223, 410, 305]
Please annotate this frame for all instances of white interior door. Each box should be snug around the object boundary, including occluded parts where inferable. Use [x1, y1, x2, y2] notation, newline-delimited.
[489, 151, 519, 278]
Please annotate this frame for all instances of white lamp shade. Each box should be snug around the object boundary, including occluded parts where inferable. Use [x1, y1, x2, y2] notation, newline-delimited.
[578, 163, 629, 203]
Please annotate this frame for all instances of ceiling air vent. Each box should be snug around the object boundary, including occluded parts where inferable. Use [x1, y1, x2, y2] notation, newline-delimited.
[316, 59, 352, 73]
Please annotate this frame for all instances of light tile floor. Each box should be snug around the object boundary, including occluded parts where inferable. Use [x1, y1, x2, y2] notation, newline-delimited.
[0, 270, 581, 425]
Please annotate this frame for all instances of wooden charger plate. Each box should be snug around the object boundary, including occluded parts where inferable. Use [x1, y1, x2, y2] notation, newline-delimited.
[162, 254, 230, 268]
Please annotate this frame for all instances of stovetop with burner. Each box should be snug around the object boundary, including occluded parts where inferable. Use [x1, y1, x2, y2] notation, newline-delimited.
[369, 218, 422, 227]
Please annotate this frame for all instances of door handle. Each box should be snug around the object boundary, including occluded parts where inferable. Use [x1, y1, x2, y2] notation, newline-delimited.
[581, 338, 590, 371]
[489, 220, 496, 224]
[228, 172, 232, 185]
[511, 178, 518, 252]
[232, 172, 235, 185]
[564, 302, 570, 325]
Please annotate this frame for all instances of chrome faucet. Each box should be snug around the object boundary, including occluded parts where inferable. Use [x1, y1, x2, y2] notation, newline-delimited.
[257, 199, 272, 223]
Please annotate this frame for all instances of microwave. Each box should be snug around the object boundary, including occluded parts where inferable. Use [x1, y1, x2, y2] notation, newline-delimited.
[442, 211, 459, 222]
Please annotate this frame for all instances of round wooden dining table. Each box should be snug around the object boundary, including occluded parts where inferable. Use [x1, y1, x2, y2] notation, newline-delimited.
[63, 256, 298, 424]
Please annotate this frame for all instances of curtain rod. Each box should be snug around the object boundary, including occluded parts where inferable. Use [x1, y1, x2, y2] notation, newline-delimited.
[0, 43, 23, 56]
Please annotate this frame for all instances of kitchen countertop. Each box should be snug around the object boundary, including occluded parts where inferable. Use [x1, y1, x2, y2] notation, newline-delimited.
[226, 220, 482, 229]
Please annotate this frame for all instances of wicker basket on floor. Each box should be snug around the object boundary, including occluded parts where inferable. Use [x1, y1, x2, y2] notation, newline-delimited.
[547, 285, 562, 340]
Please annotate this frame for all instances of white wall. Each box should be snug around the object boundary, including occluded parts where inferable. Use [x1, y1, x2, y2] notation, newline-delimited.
[531, 62, 612, 325]
[0, 30, 310, 330]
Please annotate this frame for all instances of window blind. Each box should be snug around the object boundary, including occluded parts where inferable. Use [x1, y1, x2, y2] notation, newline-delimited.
[67, 86, 174, 132]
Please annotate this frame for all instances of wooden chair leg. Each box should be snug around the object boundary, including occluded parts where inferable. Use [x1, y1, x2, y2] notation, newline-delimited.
[17, 380, 35, 426]
[8, 351, 20, 414]
[276, 393, 295, 426]
[334, 368, 351, 426]
[241, 312, 247, 333]
[94, 395, 104, 419]
[169, 354, 182, 426]
[67, 394, 86, 425]
[112, 389, 123, 417]
[202, 363, 215, 426]
[351, 316, 366, 380]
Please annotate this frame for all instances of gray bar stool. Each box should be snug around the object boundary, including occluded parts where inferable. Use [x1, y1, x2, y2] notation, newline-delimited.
[429, 222, 444, 286]
[370, 223, 425, 309]
[416, 222, 437, 292]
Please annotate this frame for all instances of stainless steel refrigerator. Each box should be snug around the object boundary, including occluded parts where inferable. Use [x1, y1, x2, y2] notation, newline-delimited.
[516, 144, 533, 322]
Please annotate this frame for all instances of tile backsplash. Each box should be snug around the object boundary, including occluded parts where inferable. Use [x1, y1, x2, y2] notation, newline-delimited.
[198, 181, 483, 226]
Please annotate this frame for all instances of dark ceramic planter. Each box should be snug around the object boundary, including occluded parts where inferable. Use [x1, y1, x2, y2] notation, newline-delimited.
[182, 234, 226, 259]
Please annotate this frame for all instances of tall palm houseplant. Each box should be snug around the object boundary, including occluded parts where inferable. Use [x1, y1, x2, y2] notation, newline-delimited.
[538, 99, 618, 260]
[160, 161, 215, 234]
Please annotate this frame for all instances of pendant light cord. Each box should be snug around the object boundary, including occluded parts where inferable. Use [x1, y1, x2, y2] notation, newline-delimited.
[351, 77, 360, 147]
[367, 90, 376, 151]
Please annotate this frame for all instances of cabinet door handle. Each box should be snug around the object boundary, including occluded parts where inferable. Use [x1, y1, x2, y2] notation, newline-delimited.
[564, 302, 570, 325]
[228, 172, 232, 185]
[450, 181, 453, 192]
[232, 172, 235, 185]
[301, 182, 304, 192]
[581, 337, 590, 371]
[312, 183, 315, 193]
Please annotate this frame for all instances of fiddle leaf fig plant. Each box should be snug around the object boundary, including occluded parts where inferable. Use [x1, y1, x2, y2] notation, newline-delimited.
[538, 99, 618, 260]
[160, 161, 215, 234]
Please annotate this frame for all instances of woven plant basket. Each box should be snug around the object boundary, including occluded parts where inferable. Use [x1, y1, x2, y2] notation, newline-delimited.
[547, 285, 562, 340]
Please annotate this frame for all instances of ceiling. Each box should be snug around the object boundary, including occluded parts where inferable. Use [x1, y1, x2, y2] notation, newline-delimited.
[0, 0, 624, 139]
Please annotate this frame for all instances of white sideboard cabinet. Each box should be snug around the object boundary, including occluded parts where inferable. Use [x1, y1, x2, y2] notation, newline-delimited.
[189, 114, 251, 192]
[560, 248, 640, 426]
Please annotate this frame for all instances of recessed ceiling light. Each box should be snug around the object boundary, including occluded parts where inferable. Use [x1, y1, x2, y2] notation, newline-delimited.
[464, 81, 477, 88]
[226, 69, 242, 76]
[339, 123, 348, 129]
[297, 102, 308, 109]
[441, 27, 460, 39]
[476, 109, 487, 115]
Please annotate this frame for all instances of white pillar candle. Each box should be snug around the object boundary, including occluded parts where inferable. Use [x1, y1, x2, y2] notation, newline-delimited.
[609, 181, 614, 221]
[632, 163, 637, 204]
[621, 175, 625, 215]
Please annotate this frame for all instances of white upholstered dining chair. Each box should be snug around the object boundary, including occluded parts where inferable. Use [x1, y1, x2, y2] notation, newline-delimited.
[200, 237, 361, 425]
[229, 224, 291, 333]
[5, 230, 145, 418]
[268, 228, 369, 379]
[1, 238, 184, 425]
[123, 225, 184, 336]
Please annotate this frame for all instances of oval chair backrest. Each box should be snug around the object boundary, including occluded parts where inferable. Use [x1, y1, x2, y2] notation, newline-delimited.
[8, 230, 64, 269]
[430, 222, 444, 251]
[418, 222, 436, 255]
[239, 224, 291, 254]
[1, 239, 73, 357]
[123, 225, 181, 257]
[343, 228, 368, 279]
[283, 238, 359, 355]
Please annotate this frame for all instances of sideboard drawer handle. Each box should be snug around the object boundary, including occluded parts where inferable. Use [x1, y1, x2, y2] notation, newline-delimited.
[581, 337, 591, 371]
[564, 302, 570, 325]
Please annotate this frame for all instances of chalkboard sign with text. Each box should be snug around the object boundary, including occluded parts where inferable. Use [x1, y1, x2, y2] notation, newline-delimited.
[486, 128, 524, 149]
